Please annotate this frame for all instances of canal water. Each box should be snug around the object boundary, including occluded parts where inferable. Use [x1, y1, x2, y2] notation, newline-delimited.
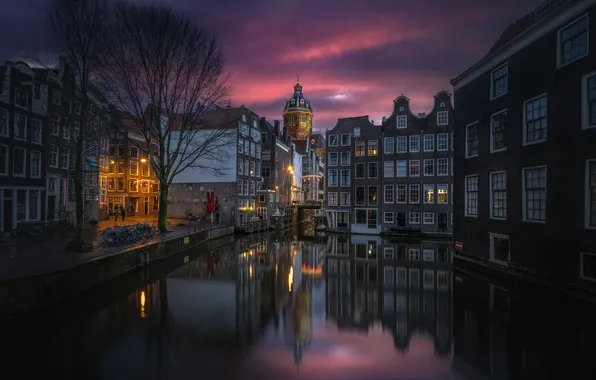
[1, 230, 595, 380]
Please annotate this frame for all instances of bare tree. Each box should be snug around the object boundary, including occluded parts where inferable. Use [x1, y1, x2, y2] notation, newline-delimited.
[49, 0, 109, 251]
[97, 3, 233, 232]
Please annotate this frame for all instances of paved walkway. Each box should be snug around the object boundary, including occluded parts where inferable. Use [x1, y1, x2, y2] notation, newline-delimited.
[0, 218, 228, 281]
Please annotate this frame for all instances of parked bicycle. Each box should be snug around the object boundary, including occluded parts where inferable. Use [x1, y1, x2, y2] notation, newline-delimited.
[101, 221, 159, 246]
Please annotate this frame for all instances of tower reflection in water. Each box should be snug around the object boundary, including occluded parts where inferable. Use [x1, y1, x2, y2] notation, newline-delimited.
[324, 235, 453, 356]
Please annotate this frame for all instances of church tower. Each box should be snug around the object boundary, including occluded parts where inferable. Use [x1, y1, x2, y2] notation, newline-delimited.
[283, 77, 313, 140]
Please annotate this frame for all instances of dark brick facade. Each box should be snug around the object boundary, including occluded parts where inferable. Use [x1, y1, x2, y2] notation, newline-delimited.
[451, 0, 596, 288]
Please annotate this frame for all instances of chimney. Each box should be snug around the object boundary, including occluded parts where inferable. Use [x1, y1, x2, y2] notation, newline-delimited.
[274, 120, 280, 137]
[371, 120, 374, 125]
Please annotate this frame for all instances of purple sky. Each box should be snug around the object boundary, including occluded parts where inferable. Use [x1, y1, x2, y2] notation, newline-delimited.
[0, 0, 543, 130]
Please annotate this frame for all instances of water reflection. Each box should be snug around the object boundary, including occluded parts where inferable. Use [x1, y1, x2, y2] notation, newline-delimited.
[2, 232, 596, 379]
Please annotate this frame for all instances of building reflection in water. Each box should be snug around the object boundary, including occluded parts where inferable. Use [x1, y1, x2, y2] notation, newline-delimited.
[325, 234, 453, 357]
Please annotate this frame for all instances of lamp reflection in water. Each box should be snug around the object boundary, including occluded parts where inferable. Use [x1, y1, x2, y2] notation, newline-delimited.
[288, 266, 294, 292]
[140, 290, 146, 318]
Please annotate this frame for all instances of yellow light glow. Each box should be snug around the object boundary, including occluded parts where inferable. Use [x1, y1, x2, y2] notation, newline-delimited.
[288, 165, 293, 172]
[110, 160, 115, 164]
[140, 290, 146, 318]
[141, 158, 147, 163]
[288, 266, 294, 292]
[249, 265, 253, 278]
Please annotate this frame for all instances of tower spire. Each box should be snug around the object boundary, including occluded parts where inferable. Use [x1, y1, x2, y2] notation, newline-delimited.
[297, 74, 300, 83]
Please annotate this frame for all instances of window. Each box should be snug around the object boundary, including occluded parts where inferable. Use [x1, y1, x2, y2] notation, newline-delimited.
[329, 135, 338, 147]
[73, 100, 81, 114]
[396, 185, 406, 204]
[489, 233, 510, 264]
[437, 133, 448, 151]
[340, 169, 350, 187]
[31, 119, 42, 144]
[0, 145, 7, 175]
[355, 141, 365, 157]
[465, 175, 479, 216]
[129, 179, 138, 192]
[244, 160, 248, 176]
[409, 160, 420, 177]
[328, 169, 338, 187]
[558, 15, 588, 66]
[367, 210, 377, 228]
[251, 142, 256, 157]
[409, 135, 420, 152]
[238, 158, 243, 175]
[0, 108, 7, 137]
[384, 247, 395, 259]
[423, 134, 434, 152]
[437, 111, 448, 125]
[353, 127, 360, 137]
[341, 133, 351, 146]
[583, 73, 596, 129]
[490, 171, 507, 219]
[384, 212, 394, 224]
[490, 110, 507, 152]
[587, 160, 596, 228]
[384, 161, 394, 177]
[141, 162, 149, 176]
[396, 213, 406, 227]
[129, 146, 139, 158]
[409, 212, 420, 224]
[368, 140, 378, 156]
[341, 151, 350, 166]
[523, 94, 548, 145]
[328, 192, 338, 206]
[61, 149, 69, 169]
[262, 166, 270, 178]
[62, 119, 70, 140]
[30, 151, 41, 178]
[13, 147, 26, 176]
[250, 161, 255, 176]
[580, 252, 596, 282]
[368, 186, 378, 205]
[28, 190, 40, 220]
[423, 212, 434, 225]
[49, 145, 59, 168]
[523, 166, 547, 222]
[244, 140, 249, 155]
[328, 152, 338, 166]
[130, 161, 139, 176]
[396, 115, 407, 129]
[52, 114, 60, 136]
[451, 158, 454, 176]
[465, 122, 478, 158]
[490, 63, 508, 99]
[437, 184, 448, 204]
[355, 187, 365, 205]
[437, 158, 448, 176]
[368, 162, 378, 178]
[340, 192, 350, 206]
[238, 139, 243, 154]
[396, 136, 407, 153]
[15, 88, 29, 109]
[409, 184, 420, 203]
[384, 184, 394, 203]
[384, 137, 394, 154]
[238, 180, 243, 195]
[256, 162, 261, 177]
[424, 159, 434, 176]
[117, 177, 126, 192]
[396, 160, 407, 177]
[355, 163, 365, 179]
[14, 114, 27, 140]
[424, 184, 434, 204]
[52, 88, 61, 105]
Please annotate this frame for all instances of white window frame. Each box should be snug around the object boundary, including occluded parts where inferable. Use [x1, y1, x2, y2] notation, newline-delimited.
[52, 88, 62, 105]
[423, 158, 434, 177]
[396, 184, 407, 204]
[464, 174, 478, 217]
[409, 184, 419, 204]
[396, 115, 407, 129]
[341, 151, 351, 166]
[437, 184, 448, 204]
[12, 147, 27, 177]
[579, 251, 596, 282]
[340, 168, 351, 187]
[490, 109, 508, 153]
[384, 136, 394, 154]
[423, 184, 434, 204]
[409, 212, 420, 225]
[581, 71, 596, 130]
[396, 160, 407, 177]
[368, 162, 378, 179]
[14, 88, 29, 109]
[557, 14, 589, 68]
[328, 169, 338, 187]
[490, 171, 507, 220]
[13, 113, 27, 141]
[437, 133, 449, 151]
[30, 150, 41, 178]
[31, 119, 42, 144]
[328, 152, 338, 166]
[409, 159, 420, 177]
[340, 192, 350, 207]
[396, 136, 407, 153]
[522, 93, 548, 146]
[489, 62, 508, 100]
[489, 232, 510, 265]
[585, 159, 596, 229]
[49, 144, 59, 168]
[384, 247, 394, 259]
[355, 186, 365, 206]
[0, 108, 8, 137]
[355, 163, 365, 179]
[328, 192, 338, 206]
[423, 212, 434, 225]
[465, 121, 479, 158]
[353, 127, 360, 137]
[423, 134, 434, 152]
[383, 160, 394, 178]
[437, 111, 449, 126]
[409, 135, 419, 153]
[384, 212, 394, 224]
[328, 134, 338, 147]
[437, 158, 448, 176]
[522, 165, 547, 223]
[341, 133, 351, 146]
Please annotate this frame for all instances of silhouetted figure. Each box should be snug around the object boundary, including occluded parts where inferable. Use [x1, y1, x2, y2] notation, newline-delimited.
[113, 208, 119, 222]
[121, 206, 126, 221]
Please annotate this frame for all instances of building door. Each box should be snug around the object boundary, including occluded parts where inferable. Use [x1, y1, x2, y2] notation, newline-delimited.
[3, 190, 13, 233]
[47, 196, 56, 221]
[144, 197, 149, 215]
[438, 213, 448, 229]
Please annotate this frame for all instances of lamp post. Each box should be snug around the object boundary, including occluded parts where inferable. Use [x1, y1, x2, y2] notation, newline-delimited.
[288, 165, 294, 206]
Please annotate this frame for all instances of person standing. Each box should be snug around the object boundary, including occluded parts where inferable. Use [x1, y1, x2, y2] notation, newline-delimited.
[121, 205, 126, 221]
[113, 207, 119, 222]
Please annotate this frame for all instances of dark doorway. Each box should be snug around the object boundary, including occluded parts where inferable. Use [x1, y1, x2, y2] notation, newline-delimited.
[144, 197, 149, 215]
[3, 189, 13, 233]
[47, 196, 56, 221]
